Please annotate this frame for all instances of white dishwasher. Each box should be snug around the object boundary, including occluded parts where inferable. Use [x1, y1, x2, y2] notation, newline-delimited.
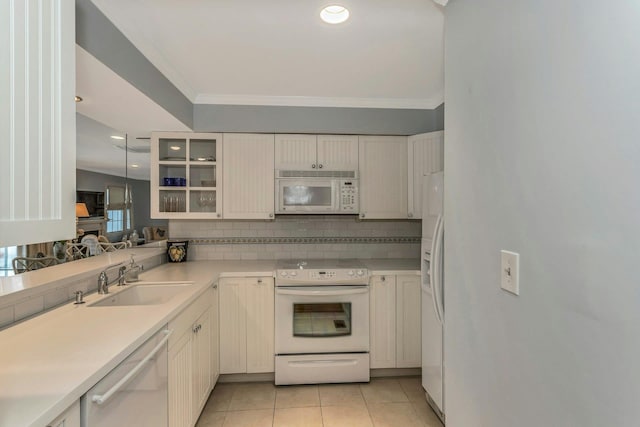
[81, 327, 171, 427]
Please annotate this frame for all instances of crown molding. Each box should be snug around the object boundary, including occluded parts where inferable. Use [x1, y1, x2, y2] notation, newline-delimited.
[194, 93, 444, 110]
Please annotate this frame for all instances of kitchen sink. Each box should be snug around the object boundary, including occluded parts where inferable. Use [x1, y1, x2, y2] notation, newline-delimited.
[89, 283, 194, 307]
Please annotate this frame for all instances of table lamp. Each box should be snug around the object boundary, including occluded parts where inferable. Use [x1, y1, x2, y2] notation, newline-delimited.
[75, 203, 90, 237]
[75, 203, 90, 218]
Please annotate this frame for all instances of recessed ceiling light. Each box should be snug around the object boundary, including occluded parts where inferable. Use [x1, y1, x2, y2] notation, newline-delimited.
[75, 96, 83, 102]
[130, 164, 139, 168]
[110, 135, 125, 140]
[320, 5, 350, 24]
[170, 146, 182, 151]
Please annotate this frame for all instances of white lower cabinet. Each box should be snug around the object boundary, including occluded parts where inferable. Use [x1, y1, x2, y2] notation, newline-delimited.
[369, 274, 421, 369]
[395, 275, 422, 368]
[168, 287, 215, 427]
[370, 275, 397, 368]
[219, 277, 275, 374]
[47, 400, 80, 427]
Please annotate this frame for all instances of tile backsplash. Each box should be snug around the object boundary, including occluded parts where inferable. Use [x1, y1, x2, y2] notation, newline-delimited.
[169, 216, 421, 260]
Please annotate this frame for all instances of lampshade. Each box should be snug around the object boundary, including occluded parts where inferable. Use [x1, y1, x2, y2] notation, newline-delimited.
[75, 202, 90, 218]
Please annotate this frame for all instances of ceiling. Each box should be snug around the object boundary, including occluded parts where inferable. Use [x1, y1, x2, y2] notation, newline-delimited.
[76, 1, 444, 180]
[91, 0, 444, 109]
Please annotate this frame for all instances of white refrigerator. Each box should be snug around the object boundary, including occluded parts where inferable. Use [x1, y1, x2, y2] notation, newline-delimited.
[421, 171, 445, 421]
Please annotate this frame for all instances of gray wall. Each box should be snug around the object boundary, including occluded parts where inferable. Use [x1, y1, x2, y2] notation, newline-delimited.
[75, 0, 193, 128]
[194, 103, 444, 135]
[445, 1, 640, 426]
[76, 169, 167, 239]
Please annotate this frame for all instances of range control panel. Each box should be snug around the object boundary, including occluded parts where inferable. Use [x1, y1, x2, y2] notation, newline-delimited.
[340, 180, 359, 212]
[276, 268, 369, 285]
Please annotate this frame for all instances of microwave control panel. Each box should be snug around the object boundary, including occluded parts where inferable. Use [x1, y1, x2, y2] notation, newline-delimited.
[340, 180, 359, 213]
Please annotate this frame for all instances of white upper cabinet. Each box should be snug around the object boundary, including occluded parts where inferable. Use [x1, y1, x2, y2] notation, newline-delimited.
[275, 134, 317, 171]
[275, 134, 358, 171]
[223, 133, 275, 219]
[0, 0, 76, 246]
[316, 135, 359, 171]
[358, 135, 408, 219]
[151, 132, 223, 219]
[407, 131, 444, 219]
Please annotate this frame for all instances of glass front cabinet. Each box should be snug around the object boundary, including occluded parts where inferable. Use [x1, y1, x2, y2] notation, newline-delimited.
[151, 132, 222, 219]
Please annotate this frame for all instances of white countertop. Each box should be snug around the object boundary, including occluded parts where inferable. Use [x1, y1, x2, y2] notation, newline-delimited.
[362, 258, 421, 275]
[0, 258, 417, 427]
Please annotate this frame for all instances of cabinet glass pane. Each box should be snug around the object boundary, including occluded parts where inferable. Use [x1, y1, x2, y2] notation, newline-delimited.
[190, 139, 217, 162]
[159, 165, 187, 187]
[159, 190, 186, 213]
[159, 138, 187, 161]
[190, 191, 217, 213]
[190, 165, 216, 188]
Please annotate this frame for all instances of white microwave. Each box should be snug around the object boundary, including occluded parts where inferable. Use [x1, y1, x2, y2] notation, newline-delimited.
[275, 171, 359, 214]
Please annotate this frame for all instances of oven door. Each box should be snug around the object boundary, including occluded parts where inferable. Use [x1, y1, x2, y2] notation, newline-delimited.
[275, 286, 369, 354]
[276, 179, 338, 213]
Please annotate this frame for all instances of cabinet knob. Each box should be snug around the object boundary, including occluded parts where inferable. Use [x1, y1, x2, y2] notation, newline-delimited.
[360, 213, 365, 219]
[269, 213, 274, 218]
[217, 213, 221, 218]
[312, 164, 316, 169]
[318, 164, 323, 169]
[381, 276, 386, 282]
[408, 212, 413, 218]
[257, 279, 263, 284]
[212, 283, 218, 289]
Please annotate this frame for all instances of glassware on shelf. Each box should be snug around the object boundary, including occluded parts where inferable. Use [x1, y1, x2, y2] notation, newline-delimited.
[162, 194, 186, 212]
[196, 192, 216, 210]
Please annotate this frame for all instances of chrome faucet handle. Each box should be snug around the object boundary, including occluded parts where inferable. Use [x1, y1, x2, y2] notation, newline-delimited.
[98, 271, 109, 294]
[117, 266, 127, 286]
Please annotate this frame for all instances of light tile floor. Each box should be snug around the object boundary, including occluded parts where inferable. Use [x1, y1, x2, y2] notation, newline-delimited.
[196, 377, 444, 427]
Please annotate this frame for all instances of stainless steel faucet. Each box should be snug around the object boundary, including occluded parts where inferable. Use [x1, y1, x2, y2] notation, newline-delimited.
[97, 264, 127, 294]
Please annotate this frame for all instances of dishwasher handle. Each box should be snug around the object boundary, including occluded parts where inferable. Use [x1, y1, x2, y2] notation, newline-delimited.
[92, 329, 172, 406]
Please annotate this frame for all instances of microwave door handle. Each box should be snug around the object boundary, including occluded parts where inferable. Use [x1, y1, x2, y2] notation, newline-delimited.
[276, 287, 369, 296]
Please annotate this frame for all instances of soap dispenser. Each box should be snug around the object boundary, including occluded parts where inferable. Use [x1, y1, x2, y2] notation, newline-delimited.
[124, 255, 142, 282]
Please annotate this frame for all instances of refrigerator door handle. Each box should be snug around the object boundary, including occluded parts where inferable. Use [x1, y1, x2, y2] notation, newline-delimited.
[433, 215, 445, 323]
[430, 215, 443, 324]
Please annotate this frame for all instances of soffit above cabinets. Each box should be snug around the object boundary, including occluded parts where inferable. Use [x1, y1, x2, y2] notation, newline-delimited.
[90, 0, 444, 109]
[76, 46, 191, 180]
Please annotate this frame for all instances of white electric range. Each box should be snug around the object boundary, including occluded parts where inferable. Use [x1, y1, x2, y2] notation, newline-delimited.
[274, 259, 371, 385]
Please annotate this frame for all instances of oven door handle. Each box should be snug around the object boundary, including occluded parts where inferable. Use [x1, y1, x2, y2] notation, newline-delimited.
[276, 287, 368, 296]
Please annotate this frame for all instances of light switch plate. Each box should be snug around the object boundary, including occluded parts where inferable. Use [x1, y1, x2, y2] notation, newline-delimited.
[501, 250, 520, 295]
